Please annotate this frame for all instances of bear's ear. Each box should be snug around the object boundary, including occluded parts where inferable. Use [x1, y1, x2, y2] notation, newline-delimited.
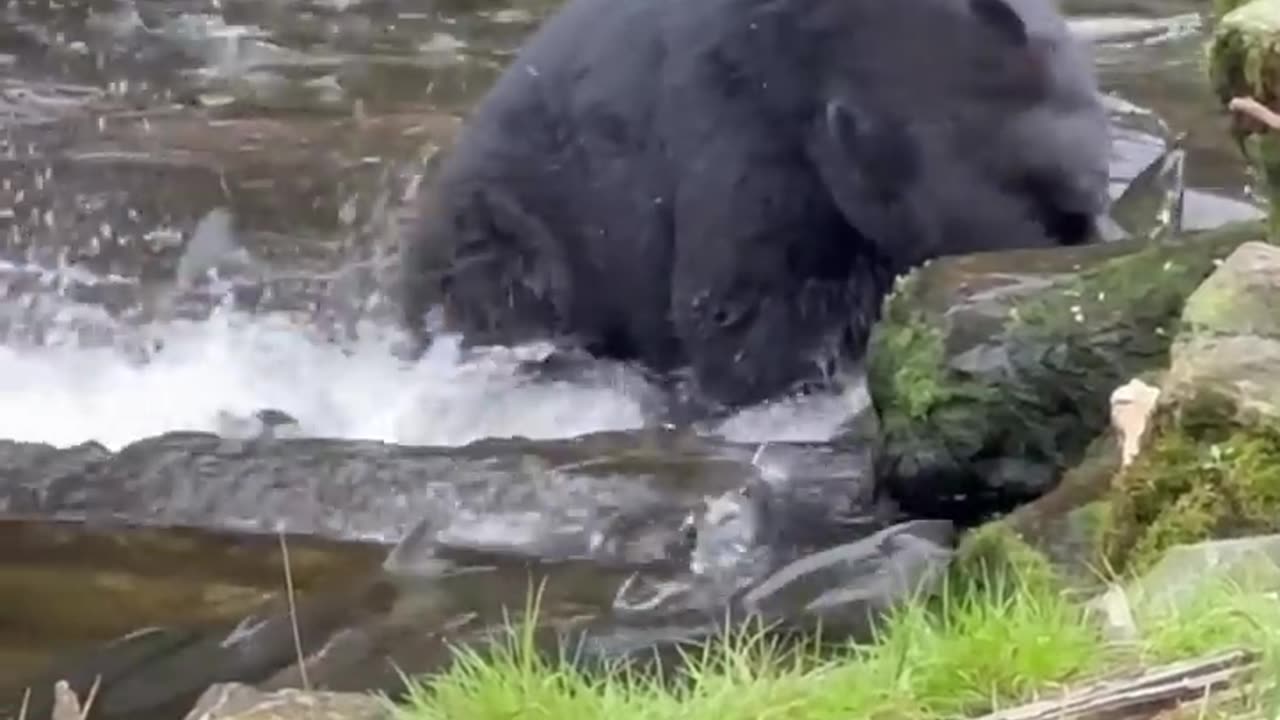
[824, 98, 918, 196]
[969, 0, 1028, 47]
[824, 98, 864, 158]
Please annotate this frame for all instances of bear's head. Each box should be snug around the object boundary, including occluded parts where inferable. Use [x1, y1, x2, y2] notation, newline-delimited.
[681, 0, 1111, 410]
[809, 0, 1111, 273]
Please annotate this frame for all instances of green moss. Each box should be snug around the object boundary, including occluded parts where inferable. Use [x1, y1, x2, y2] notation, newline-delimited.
[952, 522, 1061, 597]
[1012, 231, 1244, 348]
[1103, 405, 1280, 574]
[867, 273, 996, 429]
[1208, 0, 1280, 238]
[872, 310, 949, 422]
[1209, 0, 1280, 103]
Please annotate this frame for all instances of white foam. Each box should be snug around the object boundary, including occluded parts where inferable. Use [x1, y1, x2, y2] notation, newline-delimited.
[0, 293, 865, 451]
[0, 294, 658, 450]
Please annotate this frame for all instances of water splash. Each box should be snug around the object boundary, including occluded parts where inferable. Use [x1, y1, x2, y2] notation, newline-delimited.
[0, 262, 858, 452]
[0, 306, 657, 450]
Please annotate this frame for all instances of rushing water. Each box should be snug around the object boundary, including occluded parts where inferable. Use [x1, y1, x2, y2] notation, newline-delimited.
[0, 0, 1265, 453]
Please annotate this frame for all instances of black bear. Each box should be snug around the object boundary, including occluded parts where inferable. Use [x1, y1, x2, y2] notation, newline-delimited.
[399, 0, 1111, 411]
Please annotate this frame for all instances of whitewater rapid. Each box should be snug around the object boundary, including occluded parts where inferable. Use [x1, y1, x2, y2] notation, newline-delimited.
[0, 255, 860, 451]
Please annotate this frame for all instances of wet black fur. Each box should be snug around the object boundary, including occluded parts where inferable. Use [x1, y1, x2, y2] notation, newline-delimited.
[399, 0, 1111, 410]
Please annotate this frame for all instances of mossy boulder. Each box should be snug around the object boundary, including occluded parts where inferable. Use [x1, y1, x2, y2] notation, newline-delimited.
[866, 220, 1264, 524]
[1207, 0, 1280, 236]
[1209, 0, 1280, 106]
[1101, 241, 1280, 574]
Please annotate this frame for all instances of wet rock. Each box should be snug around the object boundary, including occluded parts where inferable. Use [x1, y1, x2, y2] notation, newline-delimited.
[184, 683, 390, 720]
[964, 376, 1162, 584]
[739, 519, 955, 636]
[562, 518, 953, 672]
[0, 440, 111, 511]
[0, 427, 880, 575]
[0, 429, 754, 554]
[867, 219, 1264, 523]
[946, 241, 1280, 585]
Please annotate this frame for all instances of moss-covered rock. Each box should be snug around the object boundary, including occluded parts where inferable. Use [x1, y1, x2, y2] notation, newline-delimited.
[1209, 0, 1280, 106]
[867, 221, 1264, 524]
[937, 429, 1125, 594]
[1101, 241, 1280, 573]
[1101, 419, 1280, 574]
[957, 241, 1280, 580]
[950, 521, 1063, 595]
[1207, 0, 1280, 237]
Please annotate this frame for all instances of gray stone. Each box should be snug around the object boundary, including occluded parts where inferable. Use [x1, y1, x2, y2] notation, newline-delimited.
[1165, 241, 1280, 423]
[741, 519, 956, 636]
[184, 683, 390, 720]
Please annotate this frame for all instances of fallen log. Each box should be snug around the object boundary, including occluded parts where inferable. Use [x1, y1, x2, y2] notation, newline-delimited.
[974, 649, 1260, 720]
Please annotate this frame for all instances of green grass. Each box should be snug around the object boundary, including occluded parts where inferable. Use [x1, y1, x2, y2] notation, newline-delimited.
[392, 568, 1280, 720]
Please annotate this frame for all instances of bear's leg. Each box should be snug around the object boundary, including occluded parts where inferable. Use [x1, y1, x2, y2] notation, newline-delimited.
[430, 185, 575, 350]
[668, 145, 883, 408]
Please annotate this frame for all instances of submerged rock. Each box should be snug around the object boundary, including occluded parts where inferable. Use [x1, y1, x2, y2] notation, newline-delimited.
[12, 516, 947, 719]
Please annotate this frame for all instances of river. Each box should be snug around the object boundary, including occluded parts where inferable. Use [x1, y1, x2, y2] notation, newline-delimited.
[0, 0, 1267, 703]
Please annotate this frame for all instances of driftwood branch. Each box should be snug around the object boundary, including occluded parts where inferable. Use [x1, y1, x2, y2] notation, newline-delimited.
[974, 649, 1260, 720]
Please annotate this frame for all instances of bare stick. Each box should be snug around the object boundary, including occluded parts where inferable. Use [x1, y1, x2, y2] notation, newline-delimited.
[80, 675, 102, 720]
[278, 530, 312, 691]
[974, 649, 1259, 720]
[16, 687, 29, 720]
